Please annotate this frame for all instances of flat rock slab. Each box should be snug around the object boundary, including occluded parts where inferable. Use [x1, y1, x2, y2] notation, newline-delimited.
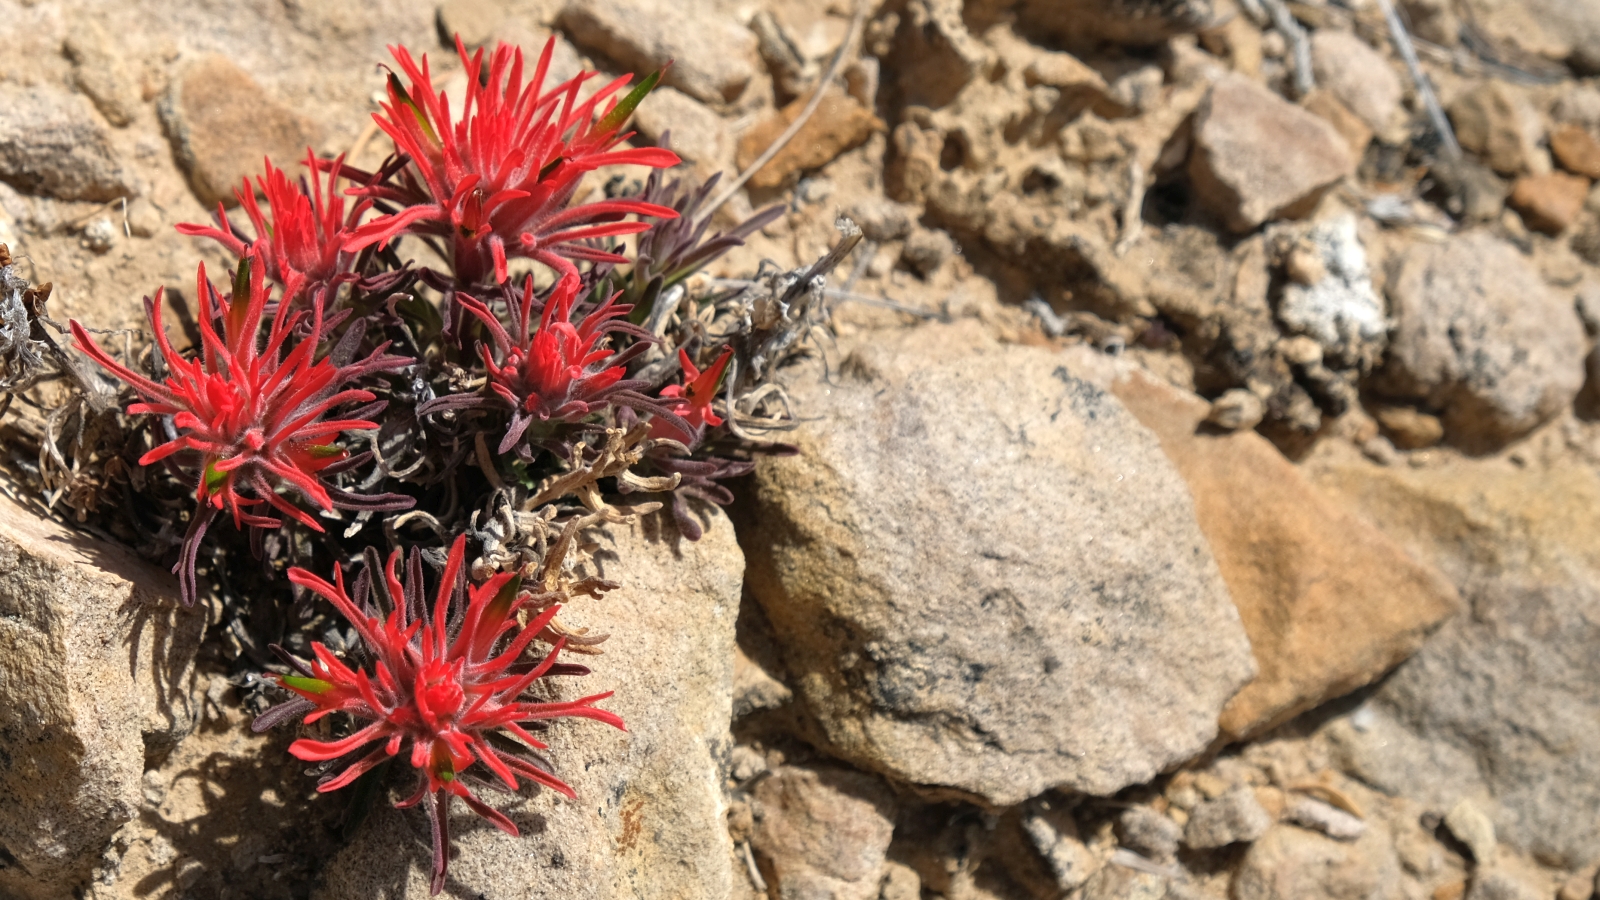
[1311, 451, 1600, 868]
[318, 512, 743, 899]
[743, 322, 1255, 805]
[0, 490, 202, 900]
[1112, 371, 1459, 740]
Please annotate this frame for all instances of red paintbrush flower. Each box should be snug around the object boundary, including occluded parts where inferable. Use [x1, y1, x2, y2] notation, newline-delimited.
[420, 273, 688, 453]
[652, 345, 732, 439]
[178, 151, 367, 305]
[338, 36, 682, 286]
[70, 252, 411, 604]
[254, 535, 622, 895]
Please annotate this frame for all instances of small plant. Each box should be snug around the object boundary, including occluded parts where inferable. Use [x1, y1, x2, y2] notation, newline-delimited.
[15, 29, 849, 892]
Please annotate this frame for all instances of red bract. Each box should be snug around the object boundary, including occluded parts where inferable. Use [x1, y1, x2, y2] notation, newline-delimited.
[339, 37, 681, 286]
[423, 273, 686, 453]
[255, 535, 621, 895]
[652, 345, 732, 439]
[178, 151, 367, 305]
[70, 253, 411, 604]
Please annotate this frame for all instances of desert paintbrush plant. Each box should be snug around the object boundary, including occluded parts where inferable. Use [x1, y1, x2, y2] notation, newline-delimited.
[255, 535, 621, 894]
[2, 28, 857, 890]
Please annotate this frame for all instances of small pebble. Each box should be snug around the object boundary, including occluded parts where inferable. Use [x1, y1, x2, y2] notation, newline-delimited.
[1286, 796, 1366, 841]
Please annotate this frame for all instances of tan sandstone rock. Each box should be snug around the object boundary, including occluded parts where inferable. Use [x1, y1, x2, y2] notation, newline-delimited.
[1112, 371, 1461, 740]
[0, 491, 203, 900]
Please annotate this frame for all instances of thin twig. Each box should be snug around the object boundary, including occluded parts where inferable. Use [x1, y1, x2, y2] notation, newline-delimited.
[1260, 0, 1314, 97]
[700, 1, 868, 222]
[1375, 0, 1461, 158]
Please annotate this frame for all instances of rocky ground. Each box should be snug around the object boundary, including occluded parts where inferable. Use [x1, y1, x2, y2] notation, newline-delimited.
[0, 0, 1599, 898]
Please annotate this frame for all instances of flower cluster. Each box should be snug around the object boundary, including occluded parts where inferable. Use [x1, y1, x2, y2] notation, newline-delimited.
[57, 30, 795, 891]
[257, 536, 620, 893]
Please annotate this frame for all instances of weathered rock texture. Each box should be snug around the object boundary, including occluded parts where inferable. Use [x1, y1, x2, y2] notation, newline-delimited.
[0, 84, 130, 201]
[0, 492, 203, 900]
[1378, 231, 1586, 452]
[160, 55, 320, 207]
[1312, 451, 1600, 869]
[1188, 74, 1354, 233]
[560, 0, 759, 104]
[317, 512, 743, 899]
[1112, 371, 1460, 739]
[743, 322, 1255, 805]
[751, 765, 898, 900]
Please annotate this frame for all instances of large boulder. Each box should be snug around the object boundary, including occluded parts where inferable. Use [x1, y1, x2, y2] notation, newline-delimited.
[317, 512, 744, 899]
[743, 322, 1255, 805]
[0, 493, 203, 900]
[1311, 450, 1600, 868]
[1377, 231, 1586, 453]
[1112, 372, 1460, 740]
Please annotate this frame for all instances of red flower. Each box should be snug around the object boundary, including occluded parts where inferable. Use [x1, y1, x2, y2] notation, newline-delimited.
[70, 253, 410, 603]
[255, 535, 622, 895]
[422, 273, 687, 452]
[178, 151, 367, 305]
[339, 37, 682, 286]
[652, 345, 732, 439]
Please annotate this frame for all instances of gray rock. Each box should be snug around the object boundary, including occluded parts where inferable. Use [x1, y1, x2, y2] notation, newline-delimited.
[0, 84, 129, 201]
[1120, 807, 1184, 863]
[902, 227, 955, 278]
[744, 323, 1254, 805]
[1233, 824, 1401, 900]
[1311, 31, 1403, 132]
[1023, 802, 1100, 891]
[1377, 231, 1585, 452]
[1188, 74, 1355, 233]
[1183, 787, 1272, 849]
[560, 0, 758, 104]
[160, 55, 320, 207]
[1277, 215, 1386, 369]
[847, 197, 914, 243]
[1015, 0, 1216, 48]
[751, 766, 897, 900]
[630, 85, 730, 168]
[1285, 797, 1366, 841]
[317, 512, 743, 899]
[63, 21, 141, 127]
[1312, 454, 1600, 868]
[0, 494, 202, 900]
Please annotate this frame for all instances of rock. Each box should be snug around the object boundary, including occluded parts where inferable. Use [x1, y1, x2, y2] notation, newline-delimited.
[1375, 405, 1445, 449]
[1303, 90, 1375, 159]
[1184, 787, 1273, 849]
[1015, 0, 1217, 48]
[1277, 214, 1386, 368]
[879, 861, 922, 900]
[1233, 824, 1402, 900]
[1509, 171, 1591, 233]
[894, 0, 994, 109]
[847, 198, 914, 243]
[1023, 802, 1100, 891]
[560, 0, 758, 104]
[1448, 81, 1549, 176]
[1430, 156, 1512, 222]
[733, 644, 792, 717]
[901, 227, 955, 278]
[1311, 453, 1600, 867]
[1551, 123, 1600, 177]
[1188, 74, 1355, 233]
[1285, 797, 1367, 841]
[1112, 372, 1460, 739]
[1311, 30, 1403, 132]
[0, 83, 130, 202]
[1445, 799, 1498, 865]
[1119, 806, 1184, 863]
[744, 323, 1254, 804]
[0, 493, 202, 900]
[317, 512, 743, 899]
[63, 21, 140, 127]
[750, 766, 897, 900]
[436, 0, 499, 47]
[160, 55, 320, 208]
[1400, 0, 1461, 46]
[736, 90, 881, 191]
[1206, 388, 1267, 431]
[630, 86, 730, 170]
[1377, 231, 1586, 452]
[1468, 869, 1548, 900]
[1080, 865, 1170, 900]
